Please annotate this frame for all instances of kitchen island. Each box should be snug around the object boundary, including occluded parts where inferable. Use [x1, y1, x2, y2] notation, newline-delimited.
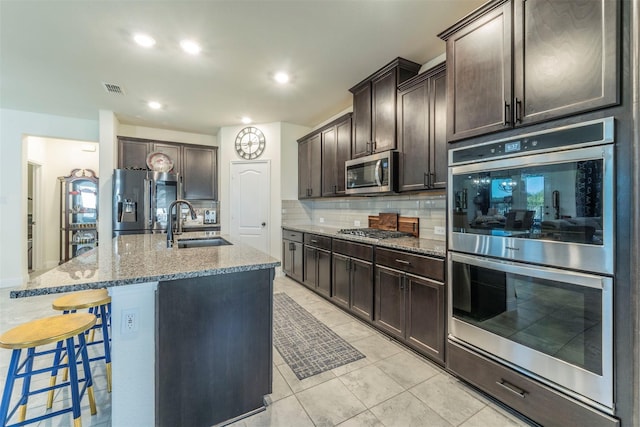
[11, 231, 280, 427]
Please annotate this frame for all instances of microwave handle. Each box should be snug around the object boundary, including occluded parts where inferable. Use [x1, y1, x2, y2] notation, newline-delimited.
[374, 160, 383, 186]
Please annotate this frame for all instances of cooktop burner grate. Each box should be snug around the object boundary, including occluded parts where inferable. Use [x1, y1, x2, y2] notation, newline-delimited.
[337, 228, 411, 239]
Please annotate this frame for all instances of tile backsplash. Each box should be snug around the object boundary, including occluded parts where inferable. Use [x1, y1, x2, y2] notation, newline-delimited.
[282, 193, 446, 241]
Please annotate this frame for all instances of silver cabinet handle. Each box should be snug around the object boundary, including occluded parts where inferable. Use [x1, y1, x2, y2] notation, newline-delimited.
[395, 259, 410, 265]
[310, 239, 318, 243]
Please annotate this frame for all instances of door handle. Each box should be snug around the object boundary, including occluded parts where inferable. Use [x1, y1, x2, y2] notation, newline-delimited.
[262, 222, 266, 227]
[515, 98, 523, 123]
[374, 160, 383, 186]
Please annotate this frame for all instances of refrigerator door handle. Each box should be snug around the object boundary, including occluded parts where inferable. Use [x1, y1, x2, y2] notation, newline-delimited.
[144, 178, 153, 227]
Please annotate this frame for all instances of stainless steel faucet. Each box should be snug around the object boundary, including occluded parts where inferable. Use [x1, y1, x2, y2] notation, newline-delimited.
[167, 199, 197, 247]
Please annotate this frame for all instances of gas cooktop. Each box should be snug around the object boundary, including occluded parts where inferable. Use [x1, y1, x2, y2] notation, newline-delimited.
[337, 228, 411, 239]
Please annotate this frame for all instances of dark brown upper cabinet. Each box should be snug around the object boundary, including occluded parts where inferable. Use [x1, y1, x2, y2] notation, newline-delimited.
[182, 145, 217, 200]
[349, 58, 421, 158]
[439, 0, 619, 142]
[298, 133, 322, 199]
[322, 114, 352, 197]
[397, 64, 447, 192]
[118, 136, 218, 200]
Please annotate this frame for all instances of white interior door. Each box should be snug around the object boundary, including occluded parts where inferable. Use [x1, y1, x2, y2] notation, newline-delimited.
[230, 161, 270, 253]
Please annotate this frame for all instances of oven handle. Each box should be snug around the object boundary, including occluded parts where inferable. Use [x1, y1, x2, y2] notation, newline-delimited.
[496, 379, 527, 398]
[449, 252, 608, 290]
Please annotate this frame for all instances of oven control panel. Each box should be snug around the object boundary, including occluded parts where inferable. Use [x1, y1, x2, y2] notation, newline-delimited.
[450, 117, 613, 165]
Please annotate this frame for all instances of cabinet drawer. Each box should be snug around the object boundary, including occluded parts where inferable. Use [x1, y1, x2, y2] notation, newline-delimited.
[375, 248, 444, 281]
[282, 229, 303, 243]
[333, 239, 373, 262]
[447, 341, 619, 427]
[304, 233, 331, 251]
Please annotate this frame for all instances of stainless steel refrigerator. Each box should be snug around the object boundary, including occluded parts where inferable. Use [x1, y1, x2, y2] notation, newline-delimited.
[112, 169, 181, 236]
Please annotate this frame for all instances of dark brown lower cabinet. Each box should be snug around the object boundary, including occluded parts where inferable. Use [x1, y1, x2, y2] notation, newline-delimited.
[282, 229, 303, 283]
[448, 341, 619, 427]
[303, 234, 332, 297]
[331, 239, 374, 321]
[375, 249, 445, 365]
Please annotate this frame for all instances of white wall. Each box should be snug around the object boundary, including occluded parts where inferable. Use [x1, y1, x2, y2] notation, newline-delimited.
[219, 122, 310, 260]
[0, 108, 98, 288]
[27, 137, 100, 270]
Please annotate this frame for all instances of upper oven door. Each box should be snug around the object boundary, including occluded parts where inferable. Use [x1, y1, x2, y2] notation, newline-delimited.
[448, 144, 614, 274]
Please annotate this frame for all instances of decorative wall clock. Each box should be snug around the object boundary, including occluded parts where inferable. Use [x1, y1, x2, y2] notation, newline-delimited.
[235, 127, 266, 160]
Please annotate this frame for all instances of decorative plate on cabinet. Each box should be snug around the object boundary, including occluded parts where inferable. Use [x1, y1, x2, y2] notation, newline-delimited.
[146, 152, 174, 172]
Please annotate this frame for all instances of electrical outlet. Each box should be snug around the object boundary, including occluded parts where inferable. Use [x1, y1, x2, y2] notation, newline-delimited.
[434, 226, 446, 235]
[121, 308, 139, 335]
[354, 220, 361, 227]
[319, 217, 325, 223]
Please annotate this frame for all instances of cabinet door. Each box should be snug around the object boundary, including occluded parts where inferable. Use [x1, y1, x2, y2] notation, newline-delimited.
[332, 253, 351, 308]
[374, 265, 405, 338]
[352, 83, 372, 158]
[351, 258, 373, 321]
[298, 140, 311, 199]
[317, 249, 332, 297]
[182, 146, 217, 200]
[118, 138, 149, 169]
[398, 77, 429, 192]
[291, 242, 304, 283]
[334, 117, 351, 194]
[303, 246, 317, 289]
[429, 69, 447, 189]
[513, 0, 618, 125]
[152, 143, 181, 173]
[321, 126, 338, 197]
[308, 134, 322, 198]
[371, 69, 397, 153]
[405, 273, 445, 364]
[282, 240, 293, 276]
[446, 3, 512, 141]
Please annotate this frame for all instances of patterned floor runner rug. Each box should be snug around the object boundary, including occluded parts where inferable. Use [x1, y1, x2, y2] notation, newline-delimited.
[273, 293, 366, 380]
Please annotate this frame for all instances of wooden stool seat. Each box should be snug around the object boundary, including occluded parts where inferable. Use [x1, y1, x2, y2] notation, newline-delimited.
[52, 288, 110, 311]
[51, 288, 112, 394]
[0, 313, 96, 349]
[0, 313, 97, 427]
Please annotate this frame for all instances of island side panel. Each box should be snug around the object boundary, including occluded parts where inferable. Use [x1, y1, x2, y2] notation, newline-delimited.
[109, 281, 158, 427]
[156, 268, 274, 427]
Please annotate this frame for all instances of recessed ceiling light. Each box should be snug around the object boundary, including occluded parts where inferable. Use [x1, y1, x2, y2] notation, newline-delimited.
[241, 117, 252, 124]
[180, 39, 201, 55]
[274, 72, 290, 84]
[148, 101, 162, 110]
[133, 33, 156, 48]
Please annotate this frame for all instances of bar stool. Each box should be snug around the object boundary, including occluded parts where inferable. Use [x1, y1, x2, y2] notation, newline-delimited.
[0, 313, 97, 427]
[51, 289, 112, 394]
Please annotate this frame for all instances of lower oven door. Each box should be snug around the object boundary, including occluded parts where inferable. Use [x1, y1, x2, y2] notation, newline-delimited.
[448, 252, 613, 411]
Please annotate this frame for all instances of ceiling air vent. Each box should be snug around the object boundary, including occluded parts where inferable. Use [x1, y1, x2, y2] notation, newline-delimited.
[102, 82, 125, 95]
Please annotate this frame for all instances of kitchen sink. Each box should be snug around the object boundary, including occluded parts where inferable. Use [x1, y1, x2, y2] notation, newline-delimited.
[177, 237, 232, 248]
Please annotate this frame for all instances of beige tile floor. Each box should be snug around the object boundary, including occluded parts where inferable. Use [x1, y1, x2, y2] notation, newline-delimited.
[0, 275, 535, 427]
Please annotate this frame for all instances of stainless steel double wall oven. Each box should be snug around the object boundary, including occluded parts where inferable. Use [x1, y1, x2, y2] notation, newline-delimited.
[447, 117, 615, 412]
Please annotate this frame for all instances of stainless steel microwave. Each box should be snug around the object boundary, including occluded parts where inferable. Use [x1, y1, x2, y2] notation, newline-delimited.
[345, 151, 398, 195]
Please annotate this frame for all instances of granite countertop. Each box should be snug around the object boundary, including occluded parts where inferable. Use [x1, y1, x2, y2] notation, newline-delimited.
[282, 224, 446, 258]
[12, 232, 280, 298]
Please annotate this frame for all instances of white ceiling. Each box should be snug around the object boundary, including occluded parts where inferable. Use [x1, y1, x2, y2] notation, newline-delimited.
[0, 0, 485, 136]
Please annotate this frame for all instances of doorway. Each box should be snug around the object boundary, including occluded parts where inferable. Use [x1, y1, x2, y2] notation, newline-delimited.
[27, 162, 42, 273]
[229, 161, 270, 254]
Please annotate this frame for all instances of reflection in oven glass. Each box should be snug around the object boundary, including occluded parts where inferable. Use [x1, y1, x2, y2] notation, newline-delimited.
[452, 262, 602, 375]
[451, 159, 604, 245]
